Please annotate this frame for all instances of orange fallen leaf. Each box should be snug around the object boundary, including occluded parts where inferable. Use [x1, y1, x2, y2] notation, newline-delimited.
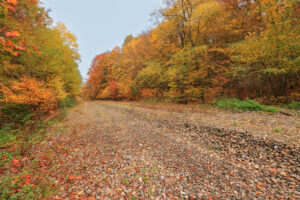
[269, 168, 277, 174]
[257, 184, 262, 190]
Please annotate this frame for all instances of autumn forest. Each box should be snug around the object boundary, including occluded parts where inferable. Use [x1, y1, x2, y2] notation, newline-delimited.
[83, 0, 299, 105]
[0, 0, 300, 199]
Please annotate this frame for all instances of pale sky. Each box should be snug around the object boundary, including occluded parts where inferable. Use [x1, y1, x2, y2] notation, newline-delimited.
[41, 0, 163, 80]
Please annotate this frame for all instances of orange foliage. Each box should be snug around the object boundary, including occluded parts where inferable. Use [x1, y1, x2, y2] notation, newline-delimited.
[0, 78, 57, 113]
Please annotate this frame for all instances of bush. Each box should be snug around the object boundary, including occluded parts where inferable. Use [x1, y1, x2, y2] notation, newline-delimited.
[142, 97, 160, 103]
[214, 98, 281, 113]
[288, 102, 300, 110]
[166, 94, 188, 104]
[263, 106, 281, 113]
[59, 97, 79, 109]
[1, 104, 32, 125]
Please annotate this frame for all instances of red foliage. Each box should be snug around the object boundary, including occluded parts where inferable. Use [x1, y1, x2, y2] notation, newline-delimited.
[108, 80, 119, 100]
[6, 0, 18, 6]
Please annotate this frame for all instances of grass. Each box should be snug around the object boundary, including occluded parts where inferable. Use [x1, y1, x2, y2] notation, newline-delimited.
[214, 98, 281, 113]
[0, 125, 16, 147]
[0, 97, 79, 199]
[142, 97, 160, 103]
[0, 122, 57, 200]
[287, 101, 300, 110]
[274, 128, 282, 133]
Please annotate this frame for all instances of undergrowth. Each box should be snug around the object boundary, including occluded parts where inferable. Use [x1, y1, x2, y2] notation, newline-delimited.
[214, 98, 281, 113]
[287, 101, 300, 110]
[0, 97, 79, 199]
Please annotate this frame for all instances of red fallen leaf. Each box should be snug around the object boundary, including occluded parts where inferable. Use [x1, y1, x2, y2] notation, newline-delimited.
[243, 184, 251, 189]
[25, 175, 31, 184]
[12, 159, 19, 166]
[5, 31, 20, 37]
[32, 46, 38, 50]
[209, 197, 212, 200]
[269, 168, 278, 174]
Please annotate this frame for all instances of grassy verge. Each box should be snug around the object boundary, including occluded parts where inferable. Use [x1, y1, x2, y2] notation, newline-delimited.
[0, 97, 79, 199]
[213, 98, 281, 113]
[287, 101, 300, 110]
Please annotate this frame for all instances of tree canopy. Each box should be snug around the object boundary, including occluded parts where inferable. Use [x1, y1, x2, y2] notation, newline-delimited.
[83, 0, 299, 104]
[0, 0, 82, 114]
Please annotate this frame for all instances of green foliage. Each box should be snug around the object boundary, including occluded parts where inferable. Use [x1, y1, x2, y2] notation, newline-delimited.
[129, 84, 140, 99]
[142, 97, 160, 103]
[1, 104, 32, 125]
[274, 128, 282, 133]
[263, 106, 282, 113]
[59, 97, 79, 109]
[214, 98, 281, 113]
[288, 102, 300, 110]
[136, 62, 169, 94]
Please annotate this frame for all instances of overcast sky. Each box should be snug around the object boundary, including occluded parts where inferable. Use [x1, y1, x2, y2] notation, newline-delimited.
[41, 0, 163, 80]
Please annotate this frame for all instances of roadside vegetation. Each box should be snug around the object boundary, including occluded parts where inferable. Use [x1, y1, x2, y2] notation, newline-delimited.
[213, 98, 281, 113]
[287, 101, 300, 110]
[0, 0, 81, 199]
[0, 97, 79, 199]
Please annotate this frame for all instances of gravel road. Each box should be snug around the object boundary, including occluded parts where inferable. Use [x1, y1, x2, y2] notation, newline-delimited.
[47, 101, 299, 199]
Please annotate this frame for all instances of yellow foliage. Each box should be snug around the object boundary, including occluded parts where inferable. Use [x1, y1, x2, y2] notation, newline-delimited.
[0, 78, 57, 112]
[46, 77, 68, 102]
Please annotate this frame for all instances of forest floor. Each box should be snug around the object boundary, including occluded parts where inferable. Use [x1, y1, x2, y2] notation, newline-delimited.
[32, 101, 299, 199]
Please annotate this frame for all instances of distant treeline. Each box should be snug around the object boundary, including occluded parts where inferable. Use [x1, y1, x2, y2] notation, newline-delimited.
[83, 0, 299, 104]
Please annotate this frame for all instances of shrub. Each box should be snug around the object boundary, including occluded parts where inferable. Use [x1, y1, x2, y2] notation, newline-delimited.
[0, 78, 57, 113]
[288, 102, 300, 110]
[142, 97, 160, 103]
[166, 94, 188, 104]
[1, 104, 32, 125]
[59, 97, 79, 109]
[263, 105, 281, 113]
[214, 98, 280, 113]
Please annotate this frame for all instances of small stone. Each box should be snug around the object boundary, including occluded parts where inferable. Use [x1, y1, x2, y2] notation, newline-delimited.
[86, 190, 92, 195]
[271, 177, 278, 183]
